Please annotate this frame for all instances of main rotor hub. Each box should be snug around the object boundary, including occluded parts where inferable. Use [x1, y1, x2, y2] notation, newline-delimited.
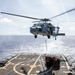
[40, 18, 51, 22]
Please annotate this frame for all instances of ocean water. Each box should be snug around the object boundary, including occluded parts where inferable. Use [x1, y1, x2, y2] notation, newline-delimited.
[0, 35, 75, 66]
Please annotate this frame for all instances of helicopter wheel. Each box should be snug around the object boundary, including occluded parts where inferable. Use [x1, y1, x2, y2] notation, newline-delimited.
[34, 35, 37, 38]
[47, 35, 50, 39]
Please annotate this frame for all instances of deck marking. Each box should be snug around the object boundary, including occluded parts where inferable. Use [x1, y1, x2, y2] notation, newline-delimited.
[61, 66, 66, 68]
[30, 65, 36, 68]
[13, 56, 38, 75]
[39, 58, 44, 71]
[0, 67, 6, 69]
[2, 54, 20, 69]
[13, 62, 25, 75]
[1, 62, 11, 69]
[63, 71, 75, 73]
[28, 54, 42, 75]
[21, 64, 25, 66]
[8, 54, 20, 62]
[36, 71, 40, 73]
[62, 55, 70, 70]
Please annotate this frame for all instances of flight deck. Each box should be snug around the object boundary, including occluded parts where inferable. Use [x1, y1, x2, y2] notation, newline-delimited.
[0, 53, 75, 75]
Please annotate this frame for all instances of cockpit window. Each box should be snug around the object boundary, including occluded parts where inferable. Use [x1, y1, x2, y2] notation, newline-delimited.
[33, 24, 37, 27]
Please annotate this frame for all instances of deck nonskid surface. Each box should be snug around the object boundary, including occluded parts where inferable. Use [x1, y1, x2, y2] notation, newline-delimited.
[0, 54, 74, 75]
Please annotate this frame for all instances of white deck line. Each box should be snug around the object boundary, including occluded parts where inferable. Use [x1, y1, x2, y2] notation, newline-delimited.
[8, 54, 20, 62]
[28, 54, 42, 75]
[62, 55, 70, 70]
[0, 54, 20, 69]
[13, 61, 25, 75]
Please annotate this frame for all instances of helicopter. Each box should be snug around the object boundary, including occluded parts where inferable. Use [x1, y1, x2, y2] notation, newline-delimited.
[1, 8, 75, 40]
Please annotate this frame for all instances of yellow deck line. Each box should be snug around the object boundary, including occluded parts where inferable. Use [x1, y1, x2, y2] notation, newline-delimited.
[28, 54, 42, 75]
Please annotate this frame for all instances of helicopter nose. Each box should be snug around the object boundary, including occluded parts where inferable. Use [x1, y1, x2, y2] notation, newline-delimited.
[30, 27, 33, 32]
[30, 27, 36, 33]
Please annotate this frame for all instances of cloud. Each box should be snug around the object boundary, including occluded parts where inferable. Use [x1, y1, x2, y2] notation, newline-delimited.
[0, 0, 75, 35]
[0, 17, 12, 23]
[41, 0, 62, 15]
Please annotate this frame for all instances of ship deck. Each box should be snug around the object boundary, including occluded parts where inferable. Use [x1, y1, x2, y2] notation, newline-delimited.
[0, 53, 75, 75]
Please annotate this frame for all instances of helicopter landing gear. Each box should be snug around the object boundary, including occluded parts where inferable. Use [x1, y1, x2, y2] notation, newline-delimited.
[34, 35, 37, 38]
[47, 35, 50, 39]
[55, 37, 57, 40]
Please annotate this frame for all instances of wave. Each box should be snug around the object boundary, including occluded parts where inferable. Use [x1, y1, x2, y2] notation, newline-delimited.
[0, 35, 75, 66]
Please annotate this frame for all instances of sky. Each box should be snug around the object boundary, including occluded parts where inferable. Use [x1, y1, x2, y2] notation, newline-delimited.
[0, 0, 75, 35]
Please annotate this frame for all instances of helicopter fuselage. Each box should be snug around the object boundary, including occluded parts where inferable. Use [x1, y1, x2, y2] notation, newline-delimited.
[30, 22, 61, 39]
[30, 23, 51, 35]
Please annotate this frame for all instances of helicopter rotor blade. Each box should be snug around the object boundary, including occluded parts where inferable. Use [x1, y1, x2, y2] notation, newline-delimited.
[1, 12, 41, 20]
[1, 8, 75, 21]
[32, 20, 45, 23]
[50, 8, 75, 19]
